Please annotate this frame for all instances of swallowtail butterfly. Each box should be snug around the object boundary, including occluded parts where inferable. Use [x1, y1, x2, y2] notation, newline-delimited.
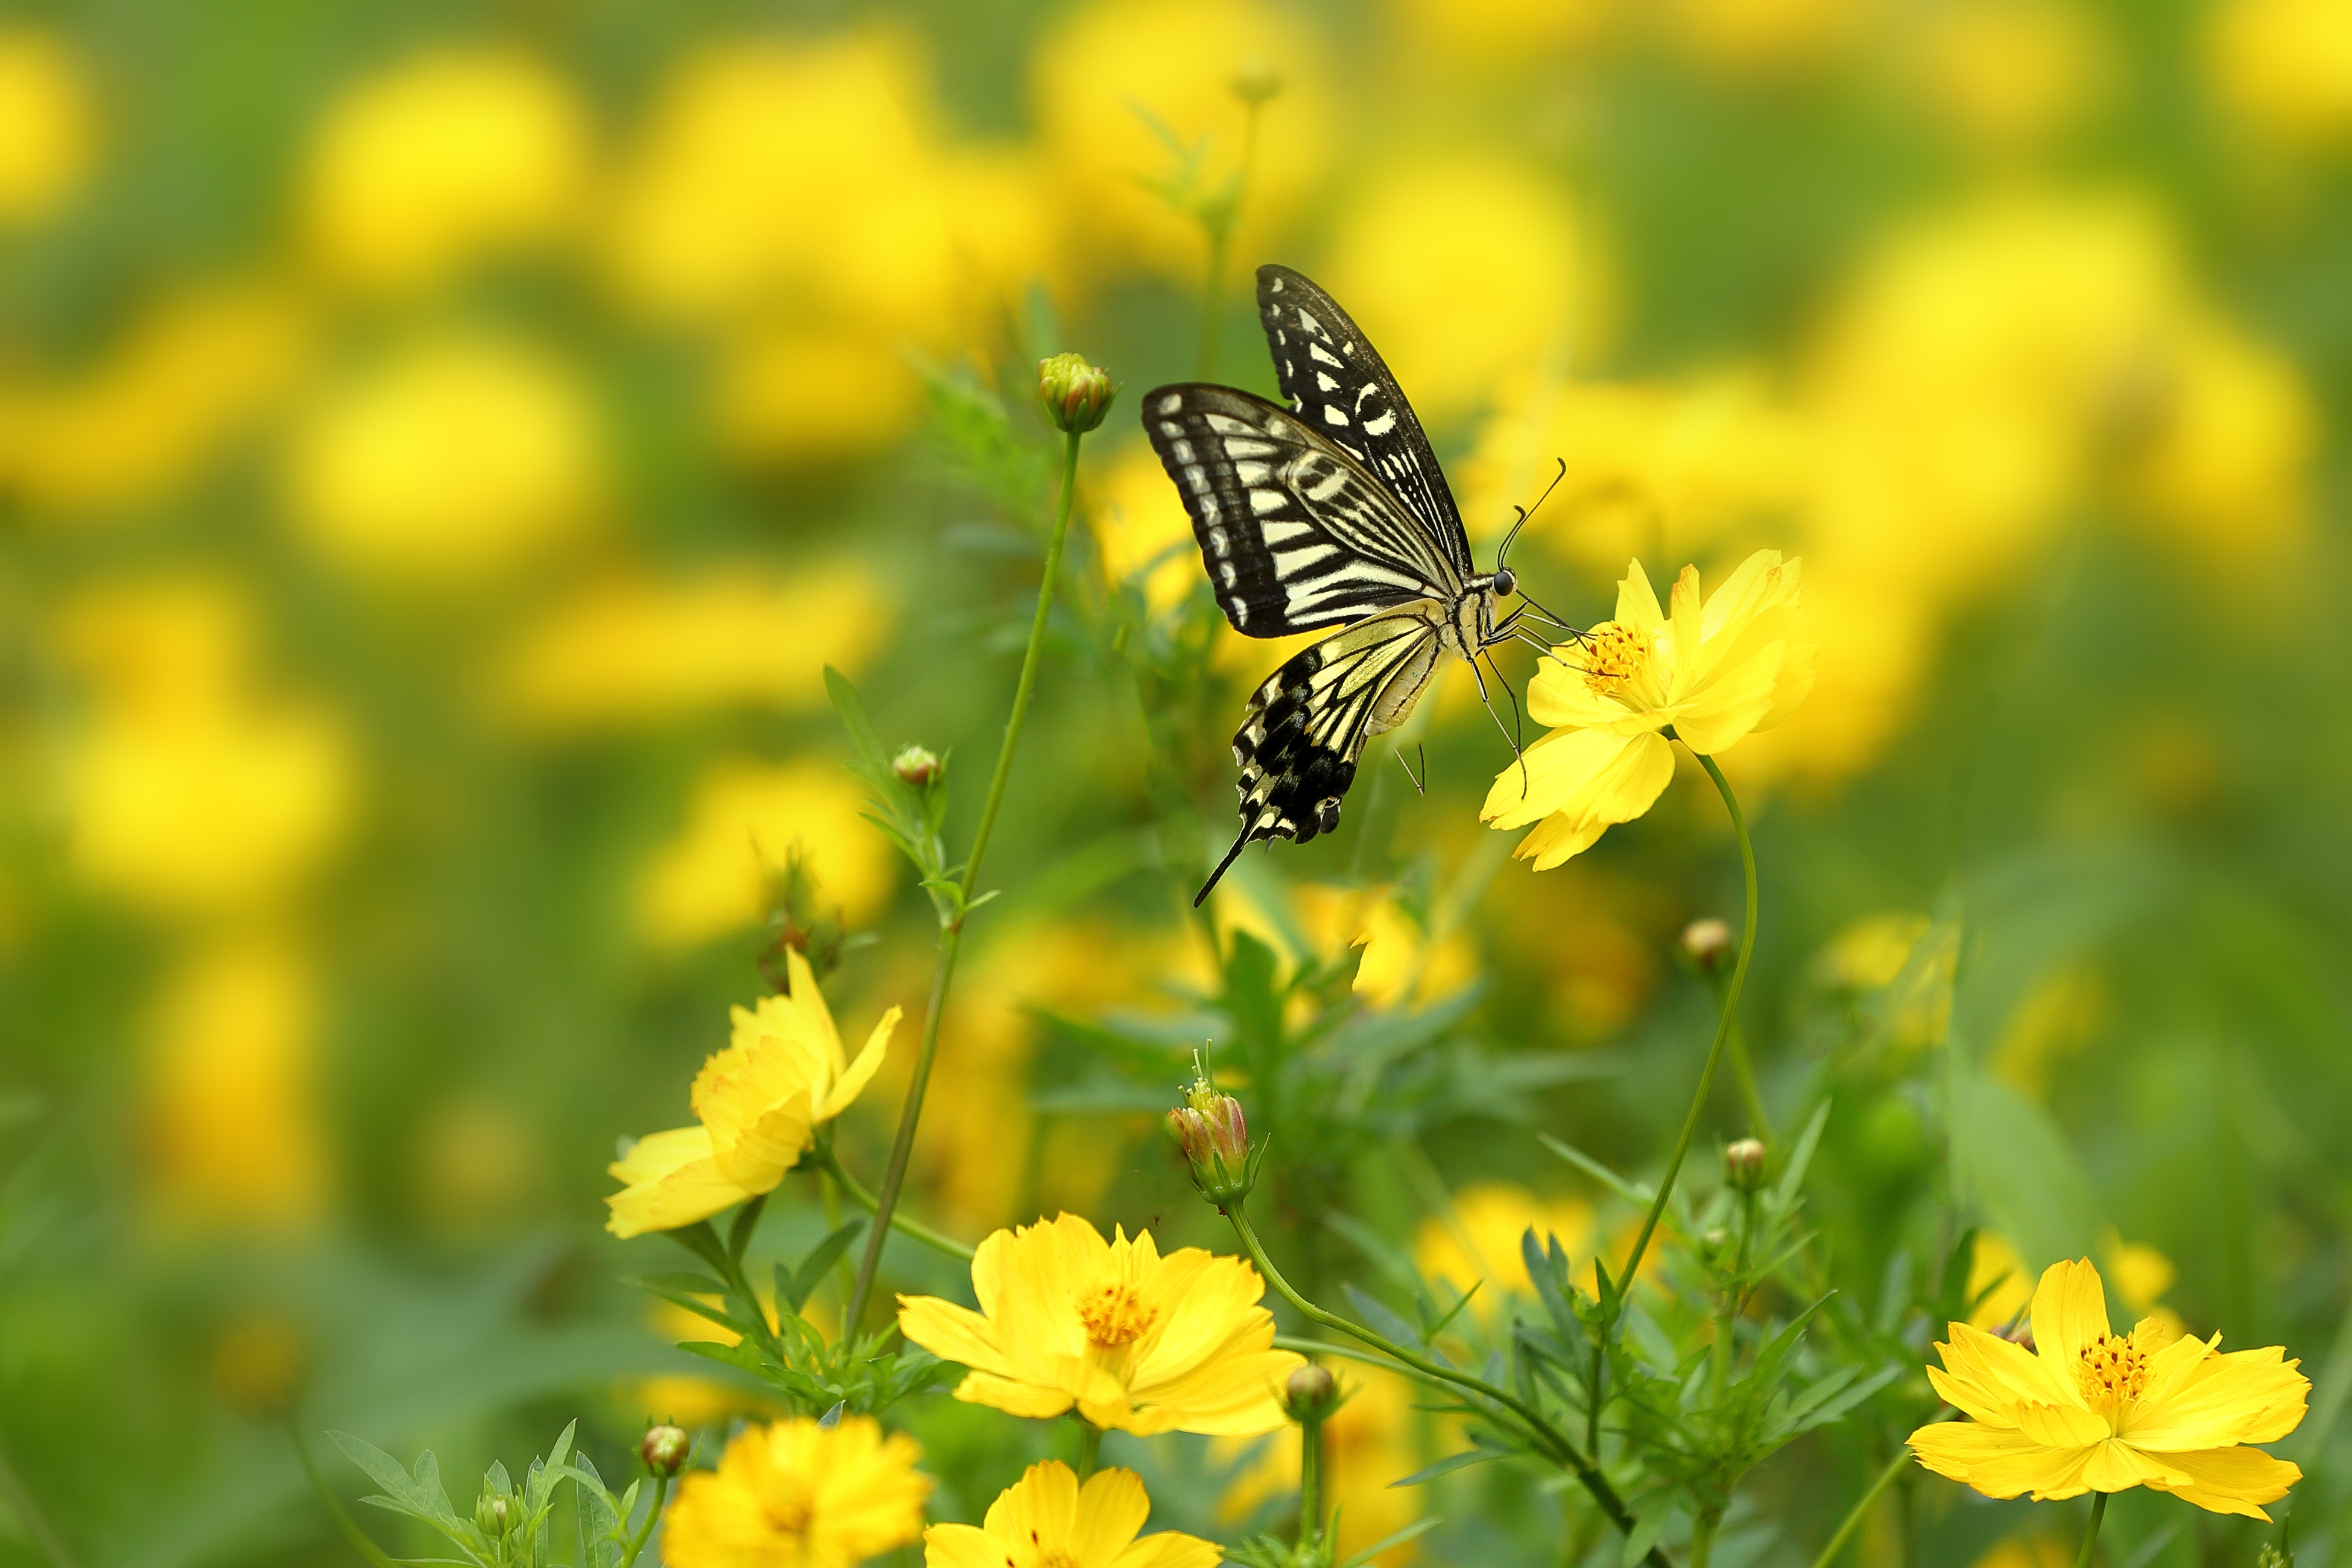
[1145, 265, 1555, 905]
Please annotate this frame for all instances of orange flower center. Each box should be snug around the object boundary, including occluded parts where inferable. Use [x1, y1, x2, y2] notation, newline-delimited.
[1038, 1554, 1080, 1568]
[760, 1478, 815, 1537]
[1078, 1281, 1157, 1348]
[2076, 1332, 2150, 1410]
[1579, 622, 1648, 697]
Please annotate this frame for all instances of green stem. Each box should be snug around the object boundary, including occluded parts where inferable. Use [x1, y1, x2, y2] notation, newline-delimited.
[842, 428, 1086, 1334]
[815, 1146, 976, 1261]
[1690, 1508, 1721, 1568]
[1727, 1011, 1772, 1143]
[1298, 1410, 1326, 1551]
[1806, 1446, 1910, 1568]
[1228, 1209, 1669, 1568]
[0, 1429, 77, 1568]
[2076, 1491, 2108, 1568]
[288, 1423, 403, 1568]
[1075, 1421, 1102, 1482]
[1611, 752, 1758, 1302]
[620, 1475, 671, 1568]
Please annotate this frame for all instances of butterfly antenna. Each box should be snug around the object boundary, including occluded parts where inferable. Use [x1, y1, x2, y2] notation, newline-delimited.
[1195, 824, 1255, 907]
[1397, 743, 1427, 796]
[1496, 457, 1569, 571]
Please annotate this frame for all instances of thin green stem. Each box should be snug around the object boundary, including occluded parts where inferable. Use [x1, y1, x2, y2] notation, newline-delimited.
[288, 1423, 402, 1568]
[842, 428, 1085, 1333]
[621, 1475, 671, 1568]
[1690, 1508, 1721, 1568]
[2076, 1491, 2108, 1568]
[1611, 752, 1758, 1301]
[0, 1429, 77, 1568]
[1228, 1209, 1669, 1568]
[1806, 1446, 1910, 1568]
[1075, 1421, 1103, 1482]
[1726, 1011, 1772, 1143]
[814, 1146, 975, 1261]
[1298, 1411, 1326, 1550]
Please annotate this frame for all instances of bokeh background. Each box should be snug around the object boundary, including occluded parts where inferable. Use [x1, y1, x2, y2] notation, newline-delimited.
[6, 0, 2352, 1564]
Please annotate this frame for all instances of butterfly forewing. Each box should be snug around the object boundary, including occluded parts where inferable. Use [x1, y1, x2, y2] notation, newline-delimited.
[1256, 264, 1475, 580]
[1143, 383, 1461, 636]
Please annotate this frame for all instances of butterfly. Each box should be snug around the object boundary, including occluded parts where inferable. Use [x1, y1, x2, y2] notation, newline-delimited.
[1143, 264, 1567, 905]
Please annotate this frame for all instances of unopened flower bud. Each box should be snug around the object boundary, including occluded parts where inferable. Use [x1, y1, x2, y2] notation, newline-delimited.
[640, 1423, 690, 1478]
[891, 744, 942, 788]
[211, 1317, 309, 1423]
[1231, 55, 1285, 104]
[1280, 1363, 1341, 1424]
[1702, 1225, 1733, 1262]
[1724, 1138, 1768, 1193]
[1681, 917, 1733, 972]
[2256, 1543, 2293, 1568]
[475, 1491, 513, 1537]
[1169, 1052, 1257, 1205]
[1038, 353, 1115, 434]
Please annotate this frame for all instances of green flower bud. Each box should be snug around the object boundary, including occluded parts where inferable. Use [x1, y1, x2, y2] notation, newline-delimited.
[1681, 917, 1733, 972]
[640, 1423, 691, 1478]
[1280, 1363, 1342, 1424]
[475, 1490, 513, 1538]
[1724, 1137, 1768, 1193]
[891, 744, 943, 788]
[1038, 353, 1115, 434]
[1169, 1051, 1259, 1206]
[1231, 55, 1285, 105]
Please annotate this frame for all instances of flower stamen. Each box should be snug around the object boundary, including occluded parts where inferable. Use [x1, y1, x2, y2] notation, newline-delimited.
[2077, 1331, 2151, 1412]
[1578, 622, 1648, 696]
[1078, 1281, 1157, 1348]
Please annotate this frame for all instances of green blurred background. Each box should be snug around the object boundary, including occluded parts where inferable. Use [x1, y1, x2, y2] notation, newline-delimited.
[5, 0, 2352, 1563]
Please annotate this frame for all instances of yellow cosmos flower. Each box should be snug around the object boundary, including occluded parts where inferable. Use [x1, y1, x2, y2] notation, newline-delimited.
[896, 1213, 1303, 1435]
[662, 1415, 928, 1568]
[1485, 549, 1815, 868]
[1909, 1258, 2308, 1519]
[605, 950, 899, 1238]
[925, 1461, 1219, 1568]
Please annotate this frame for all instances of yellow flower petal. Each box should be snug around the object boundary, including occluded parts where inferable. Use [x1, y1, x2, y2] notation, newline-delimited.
[603, 1126, 750, 1238]
[2012, 1398, 2109, 1449]
[1615, 558, 1666, 631]
[1070, 1468, 1152, 1563]
[2142, 1444, 2303, 1520]
[1484, 727, 1675, 867]
[2029, 1257, 2113, 1371]
[923, 1523, 1005, 1568]
[2127, 1344, 2310, 1450]
[820, 1004, 899, 1121]
[1908, 1417, 2057, 1485]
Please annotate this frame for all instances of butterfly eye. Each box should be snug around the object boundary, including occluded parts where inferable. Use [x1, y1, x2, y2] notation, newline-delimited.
[1493, 567, 1517, 598]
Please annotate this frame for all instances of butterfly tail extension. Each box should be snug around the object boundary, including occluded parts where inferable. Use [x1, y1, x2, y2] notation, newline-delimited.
[1195, 824, 1259, 906]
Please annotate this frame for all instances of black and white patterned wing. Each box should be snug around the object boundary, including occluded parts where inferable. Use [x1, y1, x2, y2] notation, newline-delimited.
[1257, 264, 1473, 578]
[1143, 383, 1464, 637]
[1195, 605, 1446, 903]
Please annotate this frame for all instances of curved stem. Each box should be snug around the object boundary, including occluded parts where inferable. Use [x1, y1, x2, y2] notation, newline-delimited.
[620, 1475, 671, 1568]
[1806, 1446, 1911, 1568]
[843, 428, 1085, 1333]
[1229, 1208, 1669, 1568]
[814, 1147, 975, 1262]
[286, 1422, 402, 1568]
[2076, 1491, 2108, 1568]
[1611, 752, 1758, 1298]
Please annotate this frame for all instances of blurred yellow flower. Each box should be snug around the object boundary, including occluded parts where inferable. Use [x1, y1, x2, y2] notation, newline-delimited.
[1091, 438, 1201, 614]
[1660, 0, 1874, 74]
[62, 694, 353, 917]
[1967, 1233, 2035, 1331]
[1326, 153, 1606, 425]
[926, 1461, 1219, 1568]
[0, 283, 310, 519]
[1216, 1367, 1426, 1563]
[1911, 1257, 2307, 1519]
[1461, 368, 1812, 569]
[411, 1097, 549, 1240]
[283, 332, 600, 584]
[1389, 0, 1613, 60]
[2116, 315, 2315, 569]
[139, 934, 326, 1230]
[1912, 1, 2108, 152]
[607, 952, 899, 1239]
[1415, 1183, 1596, 1315]
[210, 1314, 309, 1421]
[1290, 885, 1477, 1010]
[1031, 0, 1333, 280]
[662, 1415, 929, 1568]
[495, 561, 895, 732]
[302, 49, 591, 293]
[0, 29, 93, 226]
[711, 323, 925, 465]
[2207, 0, 2352, 147]
[897, 1212, 1304, 1435]
[1485, 551, 1815, 869]
[635, 756, 895, 948]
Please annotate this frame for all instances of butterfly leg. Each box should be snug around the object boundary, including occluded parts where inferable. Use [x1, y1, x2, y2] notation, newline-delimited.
[1396, 742, 1428, 796]
[1480, 646, 1533, 800]
[1465, 646, 1531, 800]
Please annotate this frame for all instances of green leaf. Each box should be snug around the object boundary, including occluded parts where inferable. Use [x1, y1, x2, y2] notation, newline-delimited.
[782, 1220, 868, 1313]
[1339, 1517, 1441, 1568]
[1770, 1101, 1832, 1209]
[329, 1430, 441, 1520]
[824, 666, 893, 776]
[1386, 1447, 1497, 1487]
[1341, 1283, 1424, 1352]
[1538, 1134, 1654, 1208]
[1948, 1066, 2101, 1269]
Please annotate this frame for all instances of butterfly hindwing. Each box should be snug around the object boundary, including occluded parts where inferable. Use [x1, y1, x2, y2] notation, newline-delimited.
[1143, 382, 1462, 636]
[1257, 264, 1474, 579]
[1197, 605, 1446, 902]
